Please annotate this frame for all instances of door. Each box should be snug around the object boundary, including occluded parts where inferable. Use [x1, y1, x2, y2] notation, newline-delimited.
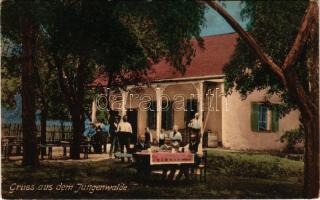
[127, 109, 138, 144]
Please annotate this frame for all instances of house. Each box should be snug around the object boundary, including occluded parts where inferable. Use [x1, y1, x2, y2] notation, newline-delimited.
[90, 33, 300, 151]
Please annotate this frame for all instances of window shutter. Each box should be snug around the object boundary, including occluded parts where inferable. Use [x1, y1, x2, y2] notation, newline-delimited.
[271, 105, 279, 132]
[166, 101, 173, 129]
[185, 99, 197, 124]
[148, 101, 156, 129]
[251, 102, 259, 132]
[184, 100, 190, 125]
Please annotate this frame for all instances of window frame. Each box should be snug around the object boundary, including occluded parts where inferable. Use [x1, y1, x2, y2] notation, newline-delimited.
[251, 102, 279, 133]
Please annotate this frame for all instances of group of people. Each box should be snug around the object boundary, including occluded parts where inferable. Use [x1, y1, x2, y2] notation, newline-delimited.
[157, 113, 202, 181]
[158, 112, 201, 152]
[82, 113, 133, 158]
[83, 121, 109, 153]
[83, 111, 202, 166]
[83, 111, 202, 181]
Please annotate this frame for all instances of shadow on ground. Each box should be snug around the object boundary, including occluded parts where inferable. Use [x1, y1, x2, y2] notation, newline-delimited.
[1, 149, 304, 199]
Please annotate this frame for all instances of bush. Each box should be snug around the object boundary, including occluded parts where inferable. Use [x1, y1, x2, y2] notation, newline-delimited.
[207, 150, 303, 179]
[280, 126, 304, 153]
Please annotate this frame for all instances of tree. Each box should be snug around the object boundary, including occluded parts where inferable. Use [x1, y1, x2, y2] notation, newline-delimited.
[204, 0, 319, 197]
[2, 4, 69, 157]
[39, 0, 206, 159]
[1, 0, 44, 166]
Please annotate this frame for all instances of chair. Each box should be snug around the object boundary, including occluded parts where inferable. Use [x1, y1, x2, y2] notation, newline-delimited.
[198, 150, 207, 182]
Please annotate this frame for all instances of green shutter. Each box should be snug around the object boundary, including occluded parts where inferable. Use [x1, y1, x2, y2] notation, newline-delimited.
[148, 101, 156, 129]
[251, 102, 259, 132]
[271, 105, 279, 132]
[166, 101, 173, 129]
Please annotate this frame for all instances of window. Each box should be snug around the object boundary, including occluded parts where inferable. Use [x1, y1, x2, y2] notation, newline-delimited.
[162, 101, 173, 130]
[147, 101, 173, 130]
[251, 102, 279, 132]
[258, 105, 268, 131]
[147, 101, 156, 129]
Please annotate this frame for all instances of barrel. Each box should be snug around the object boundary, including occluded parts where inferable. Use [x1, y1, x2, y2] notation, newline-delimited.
[207, 131, 218, 148]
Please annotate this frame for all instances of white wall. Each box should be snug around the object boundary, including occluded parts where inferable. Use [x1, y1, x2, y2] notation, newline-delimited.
[221, 88, 300, 150]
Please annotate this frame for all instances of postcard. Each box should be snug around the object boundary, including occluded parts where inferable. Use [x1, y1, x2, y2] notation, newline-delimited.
[1, 0, 319, 199]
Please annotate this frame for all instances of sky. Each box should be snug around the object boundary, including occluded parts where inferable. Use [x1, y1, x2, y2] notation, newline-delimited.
[200, 1, 249, 36]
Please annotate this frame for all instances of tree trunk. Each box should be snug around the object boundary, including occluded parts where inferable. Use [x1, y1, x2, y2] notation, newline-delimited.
[40, 106, 47, 154]
[20, 16, 39, 166]
[302, 115, 319, 198]
[70, 102, 85, 159]
[70, 110, 81, 159]
[69, 57, 86, 159]
[302, 13, 319, 196]
[282, 63, 319, 198]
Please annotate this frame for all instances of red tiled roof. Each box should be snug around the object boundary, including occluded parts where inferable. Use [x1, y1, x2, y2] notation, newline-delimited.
[90, 33, 238, 87]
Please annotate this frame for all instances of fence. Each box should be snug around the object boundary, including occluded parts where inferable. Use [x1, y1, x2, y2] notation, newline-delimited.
[1, 123, 73, 143]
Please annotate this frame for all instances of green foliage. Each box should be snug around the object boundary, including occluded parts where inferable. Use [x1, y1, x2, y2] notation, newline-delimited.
[1, 1, 70, 120]
[1, 38, 21, 108]
[224, 0, 309, 114]
[2, 0, 206, 124]
[96, 110, 107, 123]
[42, 0, 206, 87]
[115, 0, 206, 73]
[1, 67, 20, 108]
[207, 149, 303, 179]
[280, 126, 304, 153]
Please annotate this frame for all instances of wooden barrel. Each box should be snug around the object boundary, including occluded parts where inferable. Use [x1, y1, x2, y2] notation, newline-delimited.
[207, 131, 218, 148]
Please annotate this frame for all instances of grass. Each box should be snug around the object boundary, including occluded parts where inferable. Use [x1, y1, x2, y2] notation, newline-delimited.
[1, 149, 304, 199]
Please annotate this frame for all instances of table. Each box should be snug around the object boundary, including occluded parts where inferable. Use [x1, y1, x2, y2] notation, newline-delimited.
[133, 151, 195, 180]
[39, 144, 55, 159]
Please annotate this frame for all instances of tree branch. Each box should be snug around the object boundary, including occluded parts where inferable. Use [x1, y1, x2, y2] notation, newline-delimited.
[282, 1, 318, 71]
[205, 0, 286, 84]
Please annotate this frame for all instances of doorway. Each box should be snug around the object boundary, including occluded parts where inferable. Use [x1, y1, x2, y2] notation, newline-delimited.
[127, 109, 138, 144]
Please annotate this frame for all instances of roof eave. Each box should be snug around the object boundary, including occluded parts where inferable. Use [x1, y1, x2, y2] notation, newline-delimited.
[150, 74, 225, 83]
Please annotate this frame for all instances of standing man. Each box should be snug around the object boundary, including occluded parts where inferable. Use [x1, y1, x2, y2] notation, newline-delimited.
[117, 115, 133, 162]
[188, 113, 201, 143]
[98, 119, 110, 153]
[109, 115, 120, 158]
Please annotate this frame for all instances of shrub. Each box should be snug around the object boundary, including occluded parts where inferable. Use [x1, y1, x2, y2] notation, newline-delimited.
[207, 150, 303, 179]
[280, 125, 304, 153]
